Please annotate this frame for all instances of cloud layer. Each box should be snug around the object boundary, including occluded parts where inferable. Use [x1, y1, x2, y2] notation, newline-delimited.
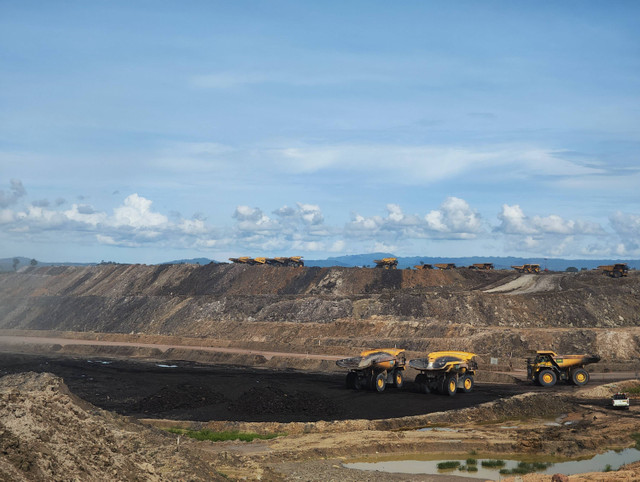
[2, 180, 636, 260]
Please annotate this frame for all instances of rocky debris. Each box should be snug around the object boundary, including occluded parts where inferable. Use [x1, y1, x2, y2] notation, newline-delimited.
[0, 372, 224, 481]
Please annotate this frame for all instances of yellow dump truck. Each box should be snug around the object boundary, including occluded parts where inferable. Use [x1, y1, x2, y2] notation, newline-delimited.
[598, 263, 629, 278]
[409, 351, 478, 396]
[374, 258, 398, 269]
[469, 263, 494, 270]
[511, 264, 540, 274]
[526, 351, 600, 387]
[336, 348, 406, 392]
[230, 256, 303, 267]
[414, 264, 434, 270]
[266, 256, 304, 267]
[434, 263, 456, 270]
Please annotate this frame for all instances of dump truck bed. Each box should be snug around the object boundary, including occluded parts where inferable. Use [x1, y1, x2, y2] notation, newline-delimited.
[336, 348, 405, 371]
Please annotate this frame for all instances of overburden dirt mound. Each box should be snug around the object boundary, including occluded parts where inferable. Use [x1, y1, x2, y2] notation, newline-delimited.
[0, 372, 224, 481]
[1, 264, 639, 359]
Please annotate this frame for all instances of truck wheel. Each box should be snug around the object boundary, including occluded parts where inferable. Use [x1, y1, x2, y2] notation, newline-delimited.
[346, 371, 356, 389]
[354, 374, 363, 390]
[539, 369, 557, 387]
[445, 376, 457, 396]
[414, 374, 429, 393]
[572, 368, 589, 386]
[393, 369, 404, 389]
[462, 375, 474, 393]
[374, 372, 386, 393]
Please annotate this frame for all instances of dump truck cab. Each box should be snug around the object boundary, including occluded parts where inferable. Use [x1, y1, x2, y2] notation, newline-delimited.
[527, 350, 600, 387]
[337, 348, 406, 392]
[409, 351, 478, 396]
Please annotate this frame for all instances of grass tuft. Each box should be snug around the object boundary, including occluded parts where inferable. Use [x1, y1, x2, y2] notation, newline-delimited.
[164, 428, 282, 442]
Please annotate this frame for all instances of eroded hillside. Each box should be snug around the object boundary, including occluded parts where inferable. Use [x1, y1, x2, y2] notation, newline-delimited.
[1, 264, 638, 359]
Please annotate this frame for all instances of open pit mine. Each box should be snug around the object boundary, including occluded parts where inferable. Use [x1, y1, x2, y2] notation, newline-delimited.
[1, 263, 640, 480]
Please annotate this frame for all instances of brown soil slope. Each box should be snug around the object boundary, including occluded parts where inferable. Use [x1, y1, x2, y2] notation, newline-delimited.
[0, 372, 224, 481]
[1, 265, 639, 360]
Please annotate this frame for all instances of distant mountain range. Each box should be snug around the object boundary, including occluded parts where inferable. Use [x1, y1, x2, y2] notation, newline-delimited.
[2, 254, 638, 272]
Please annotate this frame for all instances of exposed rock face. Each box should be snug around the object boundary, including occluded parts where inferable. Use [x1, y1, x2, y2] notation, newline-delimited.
[0, 372, 223, 481]
[1, 264, 639, 359]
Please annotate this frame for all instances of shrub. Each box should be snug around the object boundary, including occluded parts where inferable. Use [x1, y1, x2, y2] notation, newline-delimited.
[436, 461, 460, 470]
[481, 459, 505, 468]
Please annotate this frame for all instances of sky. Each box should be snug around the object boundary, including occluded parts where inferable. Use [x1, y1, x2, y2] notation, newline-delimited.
[1, 1, 639, 263]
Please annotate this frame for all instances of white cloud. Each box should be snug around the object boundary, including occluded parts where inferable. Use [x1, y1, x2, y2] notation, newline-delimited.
[497, 204, 603, 236]
[271, 144, 605, 184]
[610, 211, 640, 237]
[0, 179, 26, 208]
[345, 197, 484, 242]
[111, 194, 168, 228]
[64, 204, 107, 227]
[425, 197, 484, 237]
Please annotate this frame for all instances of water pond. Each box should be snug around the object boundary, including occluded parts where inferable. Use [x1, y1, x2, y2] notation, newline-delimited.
[344, 449, 640, 480]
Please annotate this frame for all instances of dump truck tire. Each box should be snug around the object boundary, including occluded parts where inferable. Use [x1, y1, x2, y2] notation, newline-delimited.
[393, 369, 404, 389]
[445, 376, 457, 396]
[572, 368, 589, 386]
[462, 375, 474, 393]
[354, 375, 364, 390]
[539, 369, 557, 387]
[414, 373, 428, 393]
[346, 371, 356, 389]
[374, 372, 386, 393]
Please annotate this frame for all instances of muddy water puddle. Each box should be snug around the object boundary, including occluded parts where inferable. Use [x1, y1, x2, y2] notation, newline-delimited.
[344, 449, 640, 480]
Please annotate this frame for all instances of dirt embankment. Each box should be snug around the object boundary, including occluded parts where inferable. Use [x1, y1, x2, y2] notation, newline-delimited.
[0, 372, 225, 481]
[1, 265, 639, 360]
[4, 370, 640, 482]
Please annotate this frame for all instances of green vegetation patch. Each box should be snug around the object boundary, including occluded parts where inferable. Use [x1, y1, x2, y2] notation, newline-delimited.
[165, 428, 282, 442]
[436, 461, 460, 470]
[481, 459, 506, 468]
[499, 461, 552, 475]
[466, 458, 477, 465]
[631, 433, 640, 450]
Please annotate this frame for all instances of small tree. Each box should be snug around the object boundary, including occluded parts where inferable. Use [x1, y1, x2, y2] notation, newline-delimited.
[566, 266, 578, 273]
[12, 258, 19, 271]
[30, 259, 37, 266]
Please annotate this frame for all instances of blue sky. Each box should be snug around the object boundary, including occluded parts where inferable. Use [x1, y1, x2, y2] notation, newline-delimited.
[1, 1, 639, 263]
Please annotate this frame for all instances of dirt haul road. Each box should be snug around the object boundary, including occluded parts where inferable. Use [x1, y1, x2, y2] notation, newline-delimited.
[0, 351, 530, 423]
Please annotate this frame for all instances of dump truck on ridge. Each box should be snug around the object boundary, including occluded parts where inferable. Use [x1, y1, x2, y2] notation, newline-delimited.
[527, 350, 600, 387]
[434, 263, 456, 270]
[409, 351, 478, 396]
[468, 263, 494, 270]
[229, 256, 303, 267]
[266, 256, 304, 267]
[598, 263, 628, 278]
[414, 264, 434, 270]
[511, 264, 540, 274]
[337, 348, 406, 392]
[229, 257, 258, 265]
[374, 258, 398, 269]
